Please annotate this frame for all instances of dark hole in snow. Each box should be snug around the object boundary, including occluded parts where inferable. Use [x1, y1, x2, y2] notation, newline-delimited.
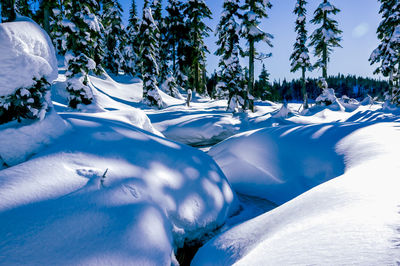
[176, 240, 203, 266]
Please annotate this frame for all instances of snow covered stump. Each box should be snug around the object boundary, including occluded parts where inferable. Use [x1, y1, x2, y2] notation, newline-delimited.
[0, 18, 58, 124]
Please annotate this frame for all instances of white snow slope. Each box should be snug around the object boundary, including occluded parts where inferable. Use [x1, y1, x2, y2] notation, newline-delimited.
[193, 120, 400, 265]
[0, 17, 58, 96]
[0, 112, 238, 265]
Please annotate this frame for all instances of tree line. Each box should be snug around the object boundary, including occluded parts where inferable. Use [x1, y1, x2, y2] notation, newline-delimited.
[0, 0, 399, 115]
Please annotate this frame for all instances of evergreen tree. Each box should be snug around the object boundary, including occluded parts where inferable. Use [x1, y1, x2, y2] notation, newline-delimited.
[15, 0, 33, 18]
[1, 0, 16, 22]
[254, 64, 270, 100]
[123, 0, 140, 76]
[161, 70, 182, 98]
[310, 0, 342, 79]
[165, 0, 183, 74]
[102, 0, 125, 75]
[165, 0, 189, 89]
[62, 0, 104, 108]
[151, 0, 169, 82]
[290, 0, 312, 109]
[50, 1, 67, 55]
[139, 7, 163, 108]
[215, 0, 245, 112]
[241, 0, 273, 111]
[369, 0, 400, 104]
[184, 0, 212, 94]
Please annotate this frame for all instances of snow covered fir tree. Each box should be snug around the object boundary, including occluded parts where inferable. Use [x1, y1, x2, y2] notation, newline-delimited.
[101, 0, 126, 75]
[2, 1, 400, 265]
[184, 0, 212, 96]
[241, 0, 273, 111]
[138, 7, 163, 108]
[216, 0, 245, 112]
[310, 0, 342, 80]
[290, 0, 312, 109]
[369, 0, 400, 105]
[62, 0, 104, 108]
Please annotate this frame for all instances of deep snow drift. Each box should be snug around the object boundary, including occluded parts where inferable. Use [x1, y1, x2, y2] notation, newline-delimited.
[193, 121, 400, 265]
[0, 112, 238, 265]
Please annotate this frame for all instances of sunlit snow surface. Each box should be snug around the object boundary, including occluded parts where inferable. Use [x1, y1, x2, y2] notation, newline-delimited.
[1, 37, 400, 264]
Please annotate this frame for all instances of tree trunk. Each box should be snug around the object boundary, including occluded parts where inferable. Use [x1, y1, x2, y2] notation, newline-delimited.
[1, 0, 16, 22]
[43, 1, 50, 35]
[246, 0, 255, 112]
[302, 67, 308, 109]
[322, 9, 328, 79]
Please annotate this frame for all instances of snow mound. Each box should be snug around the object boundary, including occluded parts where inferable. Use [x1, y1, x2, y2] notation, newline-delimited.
[361, 95, 375, 106]
[0, 110, 69, 167]
[271, 103, 295, 118]
[194, 122, 400, 265]
[0, 114, 238, 265]
[209, 121, 398, 205]
[0, 18, 57, 96]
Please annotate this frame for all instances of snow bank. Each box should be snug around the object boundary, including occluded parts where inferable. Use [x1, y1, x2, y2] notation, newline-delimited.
[0, 18, 57, 96]
[0, 114, 238, 265]
[193, 122, 400, 265]
[0, 110, 69, 167]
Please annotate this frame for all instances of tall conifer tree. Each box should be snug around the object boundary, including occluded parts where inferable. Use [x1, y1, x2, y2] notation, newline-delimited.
[310, 0, 342, 79]
[216, 0, 244, 112]
[102, 0, 126, 75]
[290, 0, 312, 109]
[241, 0, 273, 111]
[62, 0, 104, 108]
[139, 8, 163, 108]
[369, 0, 400, 104]
[184, 0, 212, 94]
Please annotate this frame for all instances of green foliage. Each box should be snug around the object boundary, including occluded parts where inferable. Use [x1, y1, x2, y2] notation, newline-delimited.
[183, 0, 212, 93]
[0, 77, 51, 124]
[139, 7, 163, 108]
[309, 0, 342, 78]
[102, 0, 126, 75]
[216, 0, 245, 111]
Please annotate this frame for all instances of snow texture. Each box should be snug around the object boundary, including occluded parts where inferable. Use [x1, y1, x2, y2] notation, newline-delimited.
[0, 18, 58, 97]
[194, 121, 400, 265]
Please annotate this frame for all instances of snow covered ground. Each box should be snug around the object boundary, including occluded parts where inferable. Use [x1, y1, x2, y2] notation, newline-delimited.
[1, 49, 400, 264]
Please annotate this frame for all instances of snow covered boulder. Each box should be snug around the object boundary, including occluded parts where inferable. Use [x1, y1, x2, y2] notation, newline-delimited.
[0, 18, 58, 123]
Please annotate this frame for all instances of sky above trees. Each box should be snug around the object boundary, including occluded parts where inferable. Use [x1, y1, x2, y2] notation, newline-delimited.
[120, 0, 382, 81]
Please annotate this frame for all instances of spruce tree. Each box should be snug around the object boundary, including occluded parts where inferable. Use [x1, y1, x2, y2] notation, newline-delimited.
[161, 70, 182, 98]
[50, 1, 67, 55]
[151, 0, 169, 82]
[123, 0, 140, 76]
[310, 0, 342, 79]
[290, 0, 312, 109]
[241, 0, 273, 111]
[102, 0, 126, 75]
[184, 0, 211, 95]
[1, 0, 16, 22]
[256, 64, 270, 100]
[62, 0, 104, 108]
[15, 0, 33, 18]
[369, 0, 400, 104]
[165, 0, 188, 89]
[216, 0, 245, 112]
[139, 7, 163, 108]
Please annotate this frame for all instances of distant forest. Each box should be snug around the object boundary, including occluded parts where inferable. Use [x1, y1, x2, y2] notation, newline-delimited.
[207, 73, 389, 102]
